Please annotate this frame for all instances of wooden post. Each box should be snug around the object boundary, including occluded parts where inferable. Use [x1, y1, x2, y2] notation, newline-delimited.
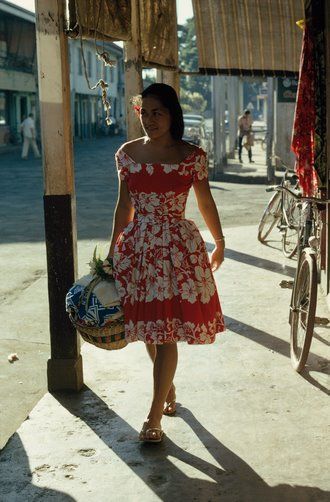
[220, 77, 227, 165]
[35, 0, 83, 391]
[212, 75, 223, 176]
[228, 76, 238, 159]
[266, 77, 275, 182]
[124, 0, 143, 140]
[238, 77, 244, 117]
[156, 69, 163, 83]
[157, 69, 180, 97]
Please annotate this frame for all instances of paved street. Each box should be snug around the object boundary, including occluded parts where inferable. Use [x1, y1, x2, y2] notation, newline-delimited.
[1, 139, 329, 500]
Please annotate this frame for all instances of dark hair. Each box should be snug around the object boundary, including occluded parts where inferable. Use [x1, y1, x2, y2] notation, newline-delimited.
[244, 109, 250, 115]
[141, 83, 184, 140]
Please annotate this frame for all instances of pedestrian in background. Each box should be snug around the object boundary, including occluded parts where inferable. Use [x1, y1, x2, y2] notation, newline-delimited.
[20, 113, 41, 160]
[106, 83, 225, 443]
[238, 109, 254, 163]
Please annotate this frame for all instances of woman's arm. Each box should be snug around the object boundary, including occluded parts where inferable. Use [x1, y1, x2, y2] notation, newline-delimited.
[107, 177, 134, 258]
[193, 179, 225, 271]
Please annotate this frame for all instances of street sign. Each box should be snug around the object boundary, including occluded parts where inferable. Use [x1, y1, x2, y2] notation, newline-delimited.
[277, 77, 298, 103]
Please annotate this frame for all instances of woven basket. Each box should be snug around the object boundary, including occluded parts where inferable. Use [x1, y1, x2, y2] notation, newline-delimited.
[66, 262, 127, 350]
[72, 316, 127, 350]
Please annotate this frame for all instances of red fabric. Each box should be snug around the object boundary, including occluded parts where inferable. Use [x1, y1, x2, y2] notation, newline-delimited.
[291, 25, 318, 196]
[112, 148, 225, 345]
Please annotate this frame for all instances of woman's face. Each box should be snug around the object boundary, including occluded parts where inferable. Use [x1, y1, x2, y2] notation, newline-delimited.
[140, 96, 172, 140]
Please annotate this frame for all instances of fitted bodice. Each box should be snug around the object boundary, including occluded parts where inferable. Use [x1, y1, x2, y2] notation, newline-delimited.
[115, 148, 208, 221]
[130, 189, 188, 221]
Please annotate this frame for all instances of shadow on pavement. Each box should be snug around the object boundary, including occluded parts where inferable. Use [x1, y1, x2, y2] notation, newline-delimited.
[0, 435, 75, 501]
[1, 385, 328, 499]
[180, 407, 330, 501]
[53, 387, 329, 501]
[225, 315, 330, 396]
[208, 184, 230, 191]
[205, 244, 296, 278]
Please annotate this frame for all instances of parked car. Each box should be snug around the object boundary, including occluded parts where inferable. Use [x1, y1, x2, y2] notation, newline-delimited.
[183, 113, 204, 124]
[183, 118, 209, 156]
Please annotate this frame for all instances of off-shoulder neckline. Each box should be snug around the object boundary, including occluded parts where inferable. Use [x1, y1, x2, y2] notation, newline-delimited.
[118, 147, 203, 166]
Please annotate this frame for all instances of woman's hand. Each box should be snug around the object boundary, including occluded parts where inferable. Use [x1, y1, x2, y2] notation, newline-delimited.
[210, 242, 225, 271]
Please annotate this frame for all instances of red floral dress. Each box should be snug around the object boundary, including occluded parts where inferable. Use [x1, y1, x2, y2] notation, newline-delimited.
[113, 147, 225, 344]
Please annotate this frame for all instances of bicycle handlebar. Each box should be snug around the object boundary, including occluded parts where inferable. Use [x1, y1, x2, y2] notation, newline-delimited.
[267, 185, 329, 205]
[268, 155, 295, 173]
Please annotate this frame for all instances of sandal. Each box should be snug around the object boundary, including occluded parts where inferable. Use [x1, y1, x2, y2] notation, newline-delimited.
[139, 422, 164, 443]
[163, 400, 176, 416]
[164, 385, 176, 416]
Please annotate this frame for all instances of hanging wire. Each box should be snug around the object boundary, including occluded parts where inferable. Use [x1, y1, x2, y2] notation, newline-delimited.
[74, 0, 117, 126]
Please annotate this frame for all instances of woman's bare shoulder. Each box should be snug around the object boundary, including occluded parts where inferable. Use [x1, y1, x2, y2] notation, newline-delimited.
[181, 141, 202, 157]
[119, 137, 146, 156]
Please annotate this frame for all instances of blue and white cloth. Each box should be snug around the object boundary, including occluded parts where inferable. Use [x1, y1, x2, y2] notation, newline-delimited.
[66, 274, 123, 327]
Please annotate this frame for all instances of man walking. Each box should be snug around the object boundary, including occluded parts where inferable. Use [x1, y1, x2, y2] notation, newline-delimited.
[21, 113, 41, 160]
[238, 109, 254, 163]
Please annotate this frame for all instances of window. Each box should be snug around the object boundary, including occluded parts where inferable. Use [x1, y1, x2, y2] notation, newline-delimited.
[78, 48, 82, 75]
[0, 92, 7, 125]
[96, 59, 105, 79]
[106, 66, 110, 83]
[0, 40, 7, 58]
[0, 19, 7, 58]
[87, 52, 92, 78]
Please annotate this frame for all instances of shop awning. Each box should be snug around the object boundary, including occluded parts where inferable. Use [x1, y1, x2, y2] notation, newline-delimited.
[68, 0, 178, 70]
[192, 0, 305, 77]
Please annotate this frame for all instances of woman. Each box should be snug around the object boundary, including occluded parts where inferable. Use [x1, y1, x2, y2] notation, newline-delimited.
[107, 83, 225, 443]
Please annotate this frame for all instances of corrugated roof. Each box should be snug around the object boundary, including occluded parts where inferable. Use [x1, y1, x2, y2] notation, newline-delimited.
[192, 0, 305, 77]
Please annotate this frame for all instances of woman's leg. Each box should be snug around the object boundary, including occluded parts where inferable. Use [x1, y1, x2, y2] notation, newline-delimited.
[145, 343, 156, 362]
[238, 135, 243, 162]
[146, 343, 178, 430]
[145, 344, 176, 404]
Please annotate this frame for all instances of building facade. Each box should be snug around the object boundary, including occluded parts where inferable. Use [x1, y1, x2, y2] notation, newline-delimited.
[0, 1, 37, 146]
[69, 40, 125, 140]
[0, 0, 125, 148]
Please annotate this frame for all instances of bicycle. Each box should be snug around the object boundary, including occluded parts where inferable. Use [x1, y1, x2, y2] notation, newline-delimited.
[258, 165, 301, 258]
[273, 185, 328, 372]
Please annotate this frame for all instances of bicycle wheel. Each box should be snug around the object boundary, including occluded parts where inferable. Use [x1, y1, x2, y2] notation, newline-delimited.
[282, 197, 300, 258]
[290, 249, 317, 372]
[258, 191, 281, 243]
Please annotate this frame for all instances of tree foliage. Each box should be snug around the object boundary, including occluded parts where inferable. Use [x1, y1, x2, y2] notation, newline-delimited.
[180, 88, 207, 113]
[178, 18, 211, 113]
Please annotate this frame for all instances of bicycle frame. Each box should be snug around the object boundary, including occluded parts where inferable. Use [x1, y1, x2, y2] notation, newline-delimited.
[262, 170, 300, 255]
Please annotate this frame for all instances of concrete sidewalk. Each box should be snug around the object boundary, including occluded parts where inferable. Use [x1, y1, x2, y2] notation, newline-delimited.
[0, 225, 329, 502]
[0, 137, 274, 452]
[215, 142, 281, 184]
